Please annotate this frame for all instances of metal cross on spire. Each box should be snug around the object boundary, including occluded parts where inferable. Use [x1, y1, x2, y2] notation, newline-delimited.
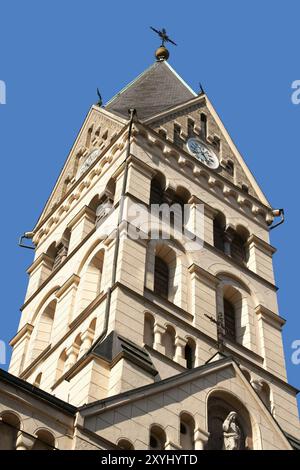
[150, 27, 177, 47]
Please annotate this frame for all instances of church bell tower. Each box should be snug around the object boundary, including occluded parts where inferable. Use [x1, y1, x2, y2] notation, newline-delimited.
[3, 32, 300, 451]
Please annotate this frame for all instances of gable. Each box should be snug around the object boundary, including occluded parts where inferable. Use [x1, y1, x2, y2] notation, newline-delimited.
[35, 106, 126, 227]
[145, 95, 270, 207]
[80, 359, 291, 450]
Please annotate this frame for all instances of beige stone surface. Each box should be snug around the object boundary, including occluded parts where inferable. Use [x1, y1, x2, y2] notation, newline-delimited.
[2, 62, 299, 450]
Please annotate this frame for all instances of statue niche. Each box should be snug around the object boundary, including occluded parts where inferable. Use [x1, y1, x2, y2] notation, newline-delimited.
[222, 411, 241, 450]
[206, 393, 252, 450]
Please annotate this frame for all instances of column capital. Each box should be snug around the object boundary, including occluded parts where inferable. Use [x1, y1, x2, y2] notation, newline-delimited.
[165, 440, 181, 450]
[154, 323, 167, 335]
[194, 427, 210, 450]
[175, 335, 187, 348]
[81, 328, 94, 343]
[188, 197, 218, 220]
[68, 341, 80, 353]
[16, 431, 36, 450]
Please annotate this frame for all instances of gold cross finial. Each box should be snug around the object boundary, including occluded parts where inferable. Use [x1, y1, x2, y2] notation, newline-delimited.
[150, 27, 177, 47]
[150, 27, 177, 61]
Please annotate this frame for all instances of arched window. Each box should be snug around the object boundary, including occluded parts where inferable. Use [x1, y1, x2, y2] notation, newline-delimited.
[168, 187, 190, 230]
[185, 338, 196, 369]
[89, 178, 115, 227]
[241, 184, 249, 194]
[118, 439, 134, 450]
[72, 333, 82, 363]
[32, 430, 55, 450]
[213, 212, 226, 253]
[79, 318, 97, 355]
[174, 123, 182, 147]
[219, 280, 252, 348]
[46, 229, 71, 272]
[158, 128, 167, 139]
[224, 160, 234, 176]
[154, 256, 169, 298]
[144, 313, 155, 347]
[231, 226, 249, 265]
[31, 299, 56, 361]
[150, 176, 165, 206]
[149, 425, 166, 450]
[180, 413, 195, 449]
[200, 113, 207, 140]
[79, 249, 105, 312]
[0, 412, 20, 450]
[162, 325, 176, 359]
[187, 118, 195, 137]
[86, 126, 93, 148]
[56, 349, 67, 382]
[147, 241, 187, 309]
[223, 298, 236, 341]
[95, 195, 113, 225]
[33, 372, 42, 388]
[45, 242, 57, 271]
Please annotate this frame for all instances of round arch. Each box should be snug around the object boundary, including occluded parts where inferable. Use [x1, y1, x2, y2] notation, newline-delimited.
[31, 286, 60, 325]
[205, 388, 261, 450]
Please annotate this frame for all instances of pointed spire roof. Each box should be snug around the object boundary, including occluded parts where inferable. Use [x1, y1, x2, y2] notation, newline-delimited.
[105, 61, 197, 121]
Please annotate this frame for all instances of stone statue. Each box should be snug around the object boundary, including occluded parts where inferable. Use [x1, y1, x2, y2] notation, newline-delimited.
[222, 411, 241, 450]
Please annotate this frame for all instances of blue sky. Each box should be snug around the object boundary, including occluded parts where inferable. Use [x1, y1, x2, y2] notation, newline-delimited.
[0, 1, 299, 408]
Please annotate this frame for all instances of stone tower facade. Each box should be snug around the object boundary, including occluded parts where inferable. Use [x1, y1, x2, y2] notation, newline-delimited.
[1, 53, 299, 451]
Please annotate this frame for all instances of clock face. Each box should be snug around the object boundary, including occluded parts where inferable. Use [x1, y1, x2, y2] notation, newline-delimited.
[78, 148, 101, 177]
[186, 138, 219, 169]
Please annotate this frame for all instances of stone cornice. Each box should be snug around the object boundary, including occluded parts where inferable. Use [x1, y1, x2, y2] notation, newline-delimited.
[246, 234, 277, 256]
[9, 323, 34, 347]
[133, 122, 272, 225]
[188, 196, 218, 220]
[143, 94, 205, 125]
[188, 263, 219, 287]
[203, 241, 278, 292]
[255, 304, 286, 330]
[80, 357, 235, 418]
[18, 281, 296, 398]
[27, 253, 53, 275]
[55, 274, 80, 300]
[67, 205, 95, 230]
[33, 126, 130, 244]
[143, 287, 194, 322]
[127, 154, 157, 178]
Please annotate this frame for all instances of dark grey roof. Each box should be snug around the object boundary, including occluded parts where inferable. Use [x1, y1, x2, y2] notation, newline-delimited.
[0, 368, 76, 415]
[92, 331, 158, 376]
[105, 61, 196, 121]
[284, 432, 300, 450]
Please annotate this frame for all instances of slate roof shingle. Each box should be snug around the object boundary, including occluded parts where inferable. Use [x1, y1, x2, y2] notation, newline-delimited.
[105, 61, 196, 121]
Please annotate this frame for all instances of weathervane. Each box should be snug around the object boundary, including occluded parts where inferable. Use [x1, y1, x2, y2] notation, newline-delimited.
[150, 27, 177, 47]
[150, 27, 177, 61]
